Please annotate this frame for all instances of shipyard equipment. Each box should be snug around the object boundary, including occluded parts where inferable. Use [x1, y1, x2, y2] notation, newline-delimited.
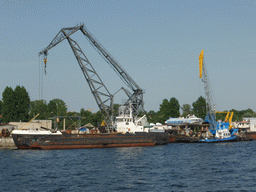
[39, 24, 144, 129]
[199, 50, 217, 130]
[215, 111, 234, 130]
[20, 113, 40, 130]
[199, 50, 237, 135]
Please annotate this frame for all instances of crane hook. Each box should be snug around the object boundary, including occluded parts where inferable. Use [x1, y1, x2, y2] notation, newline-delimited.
[43, 55, 47, 74]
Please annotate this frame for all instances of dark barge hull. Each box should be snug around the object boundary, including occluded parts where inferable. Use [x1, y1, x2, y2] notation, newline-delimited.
[246, 132, 256, 140]
[12, 132, 168, 150]
[171, 135, 252, 143]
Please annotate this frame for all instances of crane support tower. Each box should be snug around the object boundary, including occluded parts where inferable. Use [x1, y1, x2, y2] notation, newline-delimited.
[39, 24, 144, 129]
[199, 50, 217, 130]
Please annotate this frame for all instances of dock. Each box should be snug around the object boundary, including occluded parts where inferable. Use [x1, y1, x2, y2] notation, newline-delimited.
[0, 137, 16, 149]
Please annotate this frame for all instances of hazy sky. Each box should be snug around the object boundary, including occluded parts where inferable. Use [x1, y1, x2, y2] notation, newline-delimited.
[1, 0, 256, 113]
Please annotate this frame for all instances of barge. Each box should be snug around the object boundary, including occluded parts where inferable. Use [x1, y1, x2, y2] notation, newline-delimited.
[11, 129, 168, 150]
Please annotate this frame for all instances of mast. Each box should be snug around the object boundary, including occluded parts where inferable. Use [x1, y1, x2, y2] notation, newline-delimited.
[199, 50, 216, 130]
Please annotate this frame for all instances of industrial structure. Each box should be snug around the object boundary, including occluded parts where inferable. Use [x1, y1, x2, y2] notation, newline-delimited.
[199, 50, 217, 130]
[39, 24, 144, 130]
[199, 50, 237, 136]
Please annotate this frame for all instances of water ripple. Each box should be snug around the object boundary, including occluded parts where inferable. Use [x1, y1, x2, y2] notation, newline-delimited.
[1, 141, 256, 191]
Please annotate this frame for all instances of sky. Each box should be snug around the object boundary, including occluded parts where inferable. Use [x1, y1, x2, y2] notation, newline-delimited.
[1, 0, 256, 113]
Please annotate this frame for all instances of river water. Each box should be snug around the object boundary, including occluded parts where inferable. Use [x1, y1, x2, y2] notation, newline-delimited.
[1, 141, 256, 192]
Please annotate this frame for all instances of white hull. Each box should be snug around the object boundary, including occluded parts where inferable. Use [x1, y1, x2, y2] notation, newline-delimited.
[165, 115, 203, 126]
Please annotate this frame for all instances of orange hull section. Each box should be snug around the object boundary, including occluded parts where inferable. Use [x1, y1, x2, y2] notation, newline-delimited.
[17, 143, 155, 150]
[246, 132, 256, 140]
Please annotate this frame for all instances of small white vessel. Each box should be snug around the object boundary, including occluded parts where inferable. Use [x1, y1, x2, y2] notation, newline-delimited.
[115, 105, 148, 134]
[114, 104, 169, 133]
[11, 129, 62, 136]
[165, 114, 203, 126]
[114, 104, 169, 145]
[237, 121, 250, 129]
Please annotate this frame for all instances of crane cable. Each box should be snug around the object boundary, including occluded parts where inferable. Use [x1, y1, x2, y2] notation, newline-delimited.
[38, 55, 44, 100]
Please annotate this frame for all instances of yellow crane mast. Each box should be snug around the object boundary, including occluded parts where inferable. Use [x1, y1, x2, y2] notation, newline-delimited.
[215, 111, 234, 130]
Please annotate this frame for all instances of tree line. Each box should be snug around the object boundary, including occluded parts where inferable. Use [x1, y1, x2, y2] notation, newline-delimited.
[0, 86, 255, 128]
[146, 96, 207, 124]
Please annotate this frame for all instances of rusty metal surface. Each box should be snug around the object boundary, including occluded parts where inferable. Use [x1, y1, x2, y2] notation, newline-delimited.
[239, 133, 255, 141]
[32, 143, 156, 150]
[169, 136, 176, 143]
[1, 129, 10, 137]
[12, 132, 167, 150]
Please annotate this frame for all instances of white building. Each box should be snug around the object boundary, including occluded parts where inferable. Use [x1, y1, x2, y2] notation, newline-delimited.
[9, 120, 52, 130]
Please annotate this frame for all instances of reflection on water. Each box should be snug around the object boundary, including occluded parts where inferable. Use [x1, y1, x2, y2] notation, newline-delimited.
[115, 146, 145, 160]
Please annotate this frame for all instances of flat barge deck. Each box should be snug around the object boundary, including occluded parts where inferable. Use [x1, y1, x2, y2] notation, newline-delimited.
[12, 131, 169, 150]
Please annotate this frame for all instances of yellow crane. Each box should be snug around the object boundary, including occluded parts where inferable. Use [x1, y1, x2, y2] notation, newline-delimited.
[215, 111, 234, 130]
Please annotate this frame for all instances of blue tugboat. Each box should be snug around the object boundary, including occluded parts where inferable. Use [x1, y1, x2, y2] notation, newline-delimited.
[199, 126, 237, 143]
[198, 50, 238, 143]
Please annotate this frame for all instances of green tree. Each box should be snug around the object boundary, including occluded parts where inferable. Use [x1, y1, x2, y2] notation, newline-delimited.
[158, 97, 180, 123]
[92, 111, 104, 127]
[169, 97, 180, 118]
[192, 96, 206, 119]
[48, 98, 67, 117]
[80, 108, 93, 126]
[146, 110, 157, 123]
[47, 99, 67, 119]
[0, 100, 2, 115]
[158, 99, 171, 123]
[13, 86, 30, 122]
[48, 99, 67, 130]
[2, 86, 16, 123]
[242, 108, 256, 118]
[29, 100, 48, 120]
[181, 104, 191, 117]
[215, 111, 229, 121]
[230, 109, 241, 121]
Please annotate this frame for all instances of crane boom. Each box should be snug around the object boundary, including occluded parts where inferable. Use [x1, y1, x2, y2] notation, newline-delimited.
[39, 25, 114, 128]
[79, 25, 144, 116]
[39, 24, 145, 128]
[39, 25, 82, 56]
[199, 50, 216, 130]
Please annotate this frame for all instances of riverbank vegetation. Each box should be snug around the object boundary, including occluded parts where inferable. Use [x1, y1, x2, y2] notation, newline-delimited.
[0, 86, 255, 128]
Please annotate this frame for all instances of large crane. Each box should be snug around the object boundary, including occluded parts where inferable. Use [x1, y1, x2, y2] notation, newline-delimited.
[39, 24, 144, 129]
[199, 50, 217, 130]
[199, 50, 238, 135]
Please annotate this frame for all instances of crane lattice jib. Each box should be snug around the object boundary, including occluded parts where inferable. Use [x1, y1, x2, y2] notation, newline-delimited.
[39, 24, 144, 125]
[39, 24, 144, 117]
[39, 25, 114, 128]
[79, 26, 144, 116]
[199, 50, 216, 130]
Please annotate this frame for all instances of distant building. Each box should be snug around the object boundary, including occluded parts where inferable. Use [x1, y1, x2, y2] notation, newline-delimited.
[233, 117, 256, 132]
[8, 120, 52, 130]
[243, 117, 256, 132]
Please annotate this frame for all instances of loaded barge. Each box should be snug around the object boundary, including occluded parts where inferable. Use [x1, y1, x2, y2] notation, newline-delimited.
[12, 104, 169, 150]
[11, 129, 168, 150]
